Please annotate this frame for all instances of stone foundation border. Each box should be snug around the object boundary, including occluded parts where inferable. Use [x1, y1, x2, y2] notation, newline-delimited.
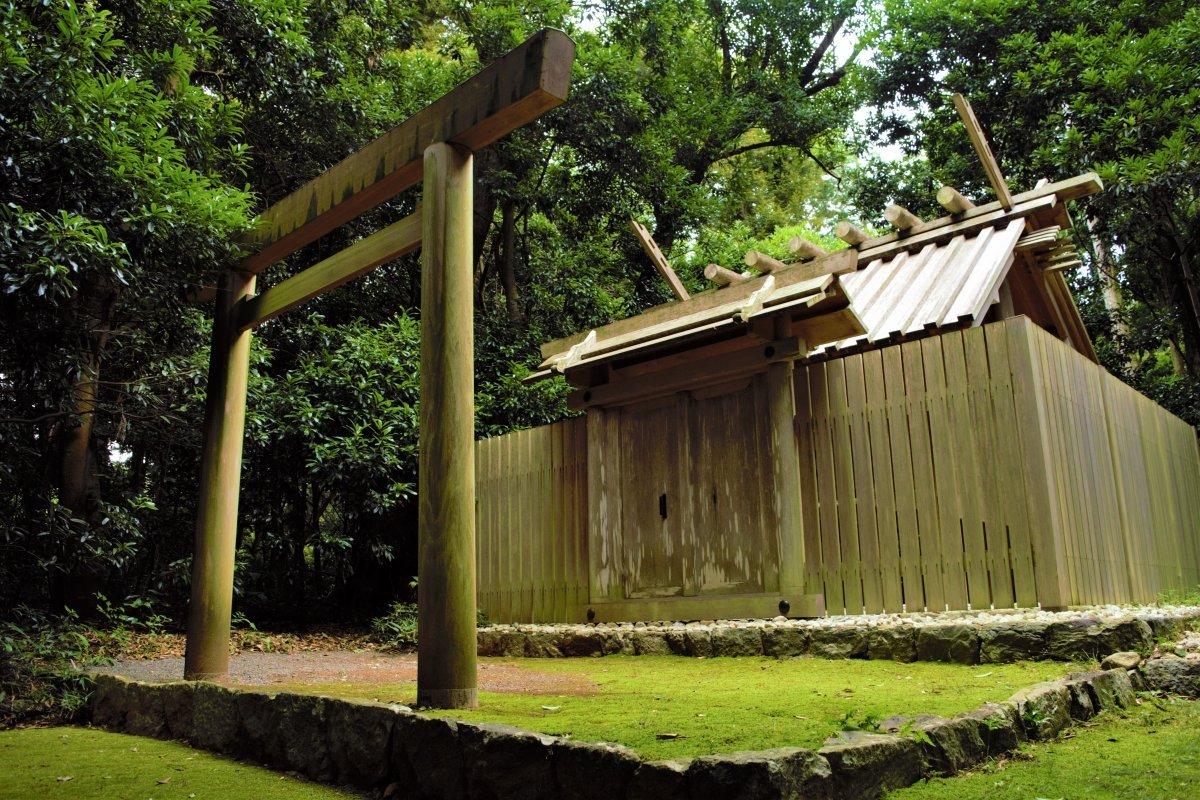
[89, 645, 1200, 800]
[478, 607, 1200, 664]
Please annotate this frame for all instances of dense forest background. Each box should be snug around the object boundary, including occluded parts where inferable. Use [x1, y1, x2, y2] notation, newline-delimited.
[2, 0, 1198, 627]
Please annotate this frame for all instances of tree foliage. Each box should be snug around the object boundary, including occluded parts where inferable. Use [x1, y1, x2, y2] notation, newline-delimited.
[861, 0, 1200, 420]
[2, 0, 1194, 628]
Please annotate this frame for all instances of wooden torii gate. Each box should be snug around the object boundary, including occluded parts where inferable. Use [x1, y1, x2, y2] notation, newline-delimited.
[183, 30, 575, 709]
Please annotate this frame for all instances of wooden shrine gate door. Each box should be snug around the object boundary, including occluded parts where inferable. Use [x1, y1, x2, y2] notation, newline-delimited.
[610, 375, 780, 601]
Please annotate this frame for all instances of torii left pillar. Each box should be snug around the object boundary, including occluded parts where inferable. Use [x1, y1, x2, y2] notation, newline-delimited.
[184, 268, 255, 680]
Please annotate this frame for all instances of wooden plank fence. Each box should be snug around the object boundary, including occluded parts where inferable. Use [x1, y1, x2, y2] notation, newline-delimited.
[474, 419, 589, 622]
[1030, 321, 1200, 603]
[794, 315, 1200, 613]
[475, 316, 1200, 621]
[795, 321, 1043, 612]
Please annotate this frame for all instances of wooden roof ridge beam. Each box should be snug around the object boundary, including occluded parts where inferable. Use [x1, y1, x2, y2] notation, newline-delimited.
[937, 186, 975, 215]
[952, 92, 1015, 210]
[788, 236, 828, 261]
[239, 29, 574, 273]
[629, 218, 690, 302]
[744, 250, 788, 274]
[835, 220, 870, 247]
[705, 263, 750, 286]
[884, 204, 923, 232]
[235, 208, 422, 330]
[852, 173, 1103, 262]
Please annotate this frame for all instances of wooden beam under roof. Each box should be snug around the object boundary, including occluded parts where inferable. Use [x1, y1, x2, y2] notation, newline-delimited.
[239, 29, 574, 273]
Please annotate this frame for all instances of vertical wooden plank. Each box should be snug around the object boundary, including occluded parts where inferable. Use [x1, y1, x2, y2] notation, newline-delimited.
[922, 334, 969, 610]
[794, 364, 825, 599]
[587, 408, 622, 602]
[575, 417, 590, 610]
[963, 325, 1014, 607]
[537, 426, 552, 620]
[810, 361, 845, 613]
[675, 392, 699, 597]
[1039, 331, 1089, 602]
[1005, 316, 1070, 609]
[470, 438, 484, 618]
[769, 362, 806, 596]
[753, 373, 782, 593]
[828, 358, 865, 613]
[942, 330, 991, 608]
[883, 345, 924, 611]
[983, 321, 1037, 607]
[902, 339, 944, 611]
[845, 354, 884, 612]
[863, 349, 904, 611]
[524, 428, 537, 620]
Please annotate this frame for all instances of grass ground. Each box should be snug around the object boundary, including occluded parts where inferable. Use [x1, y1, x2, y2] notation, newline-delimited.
[888, 696, 1200, 800]
[246, 655, 1072, 759]
[0, 726, 362, 800]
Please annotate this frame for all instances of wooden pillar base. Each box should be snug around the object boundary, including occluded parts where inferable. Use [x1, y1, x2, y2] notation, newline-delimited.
[418, 687, 478, 709]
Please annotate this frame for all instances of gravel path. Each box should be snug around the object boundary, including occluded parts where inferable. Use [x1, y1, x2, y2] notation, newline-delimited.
[100, 650, 598, 695]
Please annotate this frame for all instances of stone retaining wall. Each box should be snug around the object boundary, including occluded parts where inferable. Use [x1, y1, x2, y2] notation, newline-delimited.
[478, 608, 1200, 664]
[88, 646, 1200, 800]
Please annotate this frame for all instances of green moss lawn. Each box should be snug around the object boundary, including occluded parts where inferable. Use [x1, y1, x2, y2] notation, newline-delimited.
[889, 697, 1200, 800]
[247, 655, 1072, 759]
[0, 727, 362, 800]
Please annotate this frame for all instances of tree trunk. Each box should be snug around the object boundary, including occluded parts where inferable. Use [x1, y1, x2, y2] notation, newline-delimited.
[499, 200, 523, 323]
[53, 280, 117, 612]
[1088, 216, 1127, 339]
[1158, 197, 1200, 378]
[59, 352, 102, 523]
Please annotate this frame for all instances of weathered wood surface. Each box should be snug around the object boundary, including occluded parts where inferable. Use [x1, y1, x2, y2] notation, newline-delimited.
[796, 319, 1057, 612]
[240, 29, 574, 273]
[795, 315, 1200, 613]
[416, 143, 476, 709]
[540, 249, 854, 360]
[476, 317, 1200, 622]
[953, 93, 1014, 209]
[235, 209, 421, 329]
[185, 269, 256, 680]
[1025, 318, 1200, 603]
[475, 420, 590, 622]
[630, 219, 689, 301]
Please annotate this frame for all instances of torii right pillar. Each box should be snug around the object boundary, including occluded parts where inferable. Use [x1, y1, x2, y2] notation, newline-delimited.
[416, 141, 478, 708]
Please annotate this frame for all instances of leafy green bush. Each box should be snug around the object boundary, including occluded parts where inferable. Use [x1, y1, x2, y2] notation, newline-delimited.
[1157, 585, 1200, 606]
[0, 607, 100, 727]
[370, 599, 489, 651]
[370, 602, 419, 650]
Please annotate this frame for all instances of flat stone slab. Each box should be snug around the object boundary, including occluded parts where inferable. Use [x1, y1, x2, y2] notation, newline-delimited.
[478, 606, 1200, 664]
